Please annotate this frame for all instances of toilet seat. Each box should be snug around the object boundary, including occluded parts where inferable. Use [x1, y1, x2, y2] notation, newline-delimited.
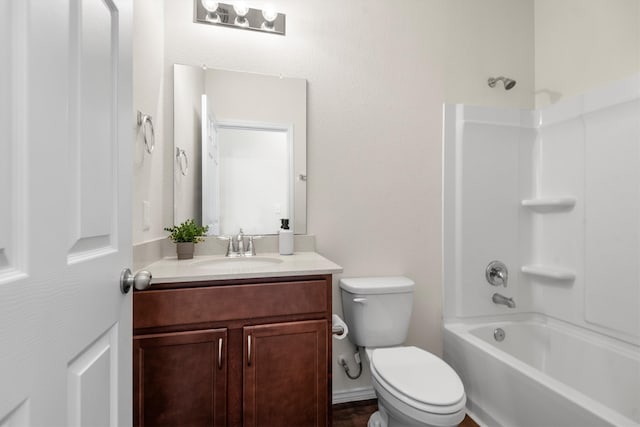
[371, 375, 466, 427]
[369, 346, 466, 416]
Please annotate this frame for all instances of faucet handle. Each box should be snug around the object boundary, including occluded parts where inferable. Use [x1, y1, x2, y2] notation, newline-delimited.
[224, 237, 235, 256]
[246, 236, 255, 256]
[245, 235, 263, 256]
[215, 235, 234, 256]
[486, 261, 508, 287]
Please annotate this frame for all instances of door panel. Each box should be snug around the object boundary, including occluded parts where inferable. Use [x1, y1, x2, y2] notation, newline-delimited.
[68, 0, 118, 259]
[67, 325, 119, 427]
[201, 93, 221, 235]
[0, 0, 133, 425]
[0, 399, 29, 427]
[0, 0, 26, 280]
[244, 320, 328, 427]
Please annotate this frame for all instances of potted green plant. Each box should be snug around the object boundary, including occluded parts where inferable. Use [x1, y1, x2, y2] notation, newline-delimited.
[164, 219, 209, 260]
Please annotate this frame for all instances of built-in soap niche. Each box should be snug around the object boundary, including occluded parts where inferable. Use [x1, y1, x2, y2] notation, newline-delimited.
[521, 197, 577, 283]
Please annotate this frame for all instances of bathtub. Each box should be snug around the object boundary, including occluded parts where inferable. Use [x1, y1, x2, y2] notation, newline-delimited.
[443, 316, 640, 427]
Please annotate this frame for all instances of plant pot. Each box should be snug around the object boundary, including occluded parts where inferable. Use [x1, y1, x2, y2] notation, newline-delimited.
[176, 242, 195, 260]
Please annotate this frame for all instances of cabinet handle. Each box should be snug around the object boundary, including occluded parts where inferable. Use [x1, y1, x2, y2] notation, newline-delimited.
[217, 338, 223, 370]
[247, 335, 252, 366]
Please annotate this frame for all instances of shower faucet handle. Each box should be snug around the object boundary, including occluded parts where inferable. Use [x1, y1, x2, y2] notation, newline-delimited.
[486, 260, 508, 287]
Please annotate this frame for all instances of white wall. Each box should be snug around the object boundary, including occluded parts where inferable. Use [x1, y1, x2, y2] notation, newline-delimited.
[445, 0, 535, 109]
[132, 0, 169, 244]
[535, 0, 640, 107]
[133, 0, 535, 398]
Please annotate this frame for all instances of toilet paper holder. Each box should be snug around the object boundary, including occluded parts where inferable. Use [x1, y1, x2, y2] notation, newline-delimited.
[331, 314, 349, 340]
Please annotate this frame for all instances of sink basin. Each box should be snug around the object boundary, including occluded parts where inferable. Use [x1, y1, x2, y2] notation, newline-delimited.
[190, 256, 284, 270]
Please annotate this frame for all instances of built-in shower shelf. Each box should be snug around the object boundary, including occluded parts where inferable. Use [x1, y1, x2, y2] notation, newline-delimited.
[521, 265, 576, 281]
[521, 197, 576, 212]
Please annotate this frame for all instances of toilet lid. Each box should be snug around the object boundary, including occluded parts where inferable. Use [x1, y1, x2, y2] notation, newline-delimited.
[370, 346, 465, 407]
[339, 276, 414, 294]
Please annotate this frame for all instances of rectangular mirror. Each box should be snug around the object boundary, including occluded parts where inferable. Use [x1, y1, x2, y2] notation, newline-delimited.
[173, 64, 307, 236]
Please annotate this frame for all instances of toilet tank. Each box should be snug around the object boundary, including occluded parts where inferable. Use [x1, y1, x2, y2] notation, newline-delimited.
[339, 276, 415, 348]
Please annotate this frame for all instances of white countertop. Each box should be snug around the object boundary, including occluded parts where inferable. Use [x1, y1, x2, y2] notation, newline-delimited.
[142, 251, 343, 284]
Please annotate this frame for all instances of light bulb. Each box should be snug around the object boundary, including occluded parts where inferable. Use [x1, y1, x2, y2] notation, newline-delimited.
[234, 16, 250, 27]
[233, 1, 249, 17]
[201, 0, 219, 13]
[262, 5, 278, 23]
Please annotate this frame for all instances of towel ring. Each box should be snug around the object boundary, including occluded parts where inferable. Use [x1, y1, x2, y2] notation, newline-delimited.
[137, 111, 155, 154]
[176, 147, 189, 176]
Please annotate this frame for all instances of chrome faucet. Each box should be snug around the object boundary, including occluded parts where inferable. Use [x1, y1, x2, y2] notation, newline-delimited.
[492, 293, 516, 308]
[224, 228, 256, 257]
[235, 228, 245, 254]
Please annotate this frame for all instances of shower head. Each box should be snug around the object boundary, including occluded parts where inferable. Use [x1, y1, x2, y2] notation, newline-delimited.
[488, 76, 516, 90]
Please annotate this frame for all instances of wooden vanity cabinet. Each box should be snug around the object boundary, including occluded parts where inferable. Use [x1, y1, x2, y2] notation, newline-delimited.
[133, 274, 332, 427]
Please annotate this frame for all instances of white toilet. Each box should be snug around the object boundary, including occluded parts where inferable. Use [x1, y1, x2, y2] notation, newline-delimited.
[339, 276, 466, 427]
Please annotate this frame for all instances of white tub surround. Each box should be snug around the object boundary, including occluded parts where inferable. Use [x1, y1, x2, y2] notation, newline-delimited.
[444, 316, 640, 427]
[140, 251, 342, 283]
[443, 74, 640, 343]
[443, 74, 640, 426]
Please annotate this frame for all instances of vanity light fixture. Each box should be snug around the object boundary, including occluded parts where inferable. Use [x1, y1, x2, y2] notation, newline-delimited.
[194, 1, 286, 35]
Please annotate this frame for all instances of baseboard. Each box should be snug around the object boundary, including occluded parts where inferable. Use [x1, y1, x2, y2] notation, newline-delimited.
[332, 387, 376, 405]
[466, 397, 497, 427]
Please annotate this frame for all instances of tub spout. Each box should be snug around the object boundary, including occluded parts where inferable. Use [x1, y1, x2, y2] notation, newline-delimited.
[492, 293, 516, 308]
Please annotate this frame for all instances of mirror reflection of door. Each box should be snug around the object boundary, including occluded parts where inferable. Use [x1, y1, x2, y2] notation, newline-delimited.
[216, 125, 291, 235]
[201, 94, 220, 235]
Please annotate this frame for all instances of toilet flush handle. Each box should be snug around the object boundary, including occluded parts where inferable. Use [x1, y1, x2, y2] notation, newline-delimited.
[353, 297, 367, 304]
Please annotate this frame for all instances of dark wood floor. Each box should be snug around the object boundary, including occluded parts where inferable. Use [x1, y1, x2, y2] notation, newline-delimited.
[332, 399, 479, 427]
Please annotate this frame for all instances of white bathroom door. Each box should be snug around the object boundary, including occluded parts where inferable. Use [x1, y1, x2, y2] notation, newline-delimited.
[202, 94, 221, 235]
[0, 0, 133, 426]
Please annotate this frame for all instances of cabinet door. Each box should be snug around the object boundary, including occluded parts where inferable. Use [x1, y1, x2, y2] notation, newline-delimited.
[243, 320, 328, 427]
[134, 329, 227, 427]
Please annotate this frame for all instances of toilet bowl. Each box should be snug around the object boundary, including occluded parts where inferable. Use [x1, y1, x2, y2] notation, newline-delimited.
[367, 347, 466, 427]
[339, 277, 467, 427]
